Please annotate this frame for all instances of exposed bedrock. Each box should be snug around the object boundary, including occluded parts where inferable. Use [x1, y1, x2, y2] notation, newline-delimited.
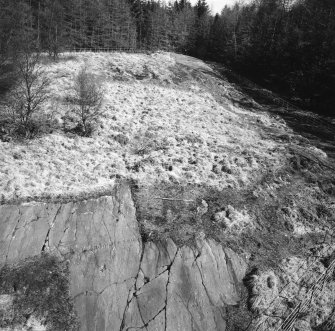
[0, 183, 247, 331]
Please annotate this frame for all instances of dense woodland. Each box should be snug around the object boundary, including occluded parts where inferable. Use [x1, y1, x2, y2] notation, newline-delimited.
[0, 0, 334, 115]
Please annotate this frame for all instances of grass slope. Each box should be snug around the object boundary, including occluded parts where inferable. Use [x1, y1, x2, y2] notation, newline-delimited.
[1, 51, 335, 330]
[1, 51, 288, 201]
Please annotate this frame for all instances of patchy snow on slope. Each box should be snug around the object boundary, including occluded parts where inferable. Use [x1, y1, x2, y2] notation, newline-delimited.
[0, 52, 288, 201]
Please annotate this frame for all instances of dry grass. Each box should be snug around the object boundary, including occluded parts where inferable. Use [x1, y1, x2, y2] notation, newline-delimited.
[0, 51, 289, 202]
[1, 51, 334, 331]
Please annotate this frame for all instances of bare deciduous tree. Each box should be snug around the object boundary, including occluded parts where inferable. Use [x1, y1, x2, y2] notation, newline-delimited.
[1, 48, 50, 138]
[71, 66, 104, 136]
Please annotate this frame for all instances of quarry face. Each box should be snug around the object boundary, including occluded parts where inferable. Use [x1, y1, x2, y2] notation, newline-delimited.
[0, 183, 247, 330]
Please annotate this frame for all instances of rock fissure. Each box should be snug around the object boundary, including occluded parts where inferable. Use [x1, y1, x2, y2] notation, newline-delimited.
[127, 306, 166, 331]
[112, 277, 136, 287]
[147, 307, 166, 326]
[140, 268, 169, 289]
[135, 295, 149, 331]
[102, 202, 113, 253]
[158, 244, 174, 267]
[96, 279, 136, 298]
[41, 228, 51, 252]
[134, 244, 145, 292]
[119, 232, 145, 331]
[190, 247, 200, 266]
[125, 242, 148, 326]
[194, 251, 201, 263]
[119, 284, 136, 331]
[41, 205, 62, 252]
[56, 224, 70, 248]
[17, 216, 42, 230]
[55, 206, 75, 249]
[74, 214, 78, 243]
[164, 247, 179, 331]
[0, 183, 251, 330]
[5, 207, 22, 261]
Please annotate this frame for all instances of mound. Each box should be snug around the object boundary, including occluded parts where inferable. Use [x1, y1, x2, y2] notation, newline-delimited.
[1, 51, 289, 201]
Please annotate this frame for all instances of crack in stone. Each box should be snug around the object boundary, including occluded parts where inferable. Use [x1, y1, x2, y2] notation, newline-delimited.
[90, 277, 137, 299]
[157, 241, 176, 267]
[15, 216, 42, 231]
[135, 268, 169, 294]
[101, 201, 115, 261]
[148, 267, 168, 282]
[3, 186, 243, 330]
[56, 224, 70, 249]
[5, 206, 22, 261]
[74, 214, 78, 244]
[89, 209, 99, 292]
[107, 277, 136, 288]
[41, 205, 62, 252]
[120, 240, 179, 330]
[125, 306, 166, 331]
[55, 204, 78, 249]
[194, 251, 201, 262]
[135, 295, 149, 331]
[119, 284, 136, 331]
[164, 247, 179, 331]
[41, 228, 51, 252]
[119, 237, 145, 331]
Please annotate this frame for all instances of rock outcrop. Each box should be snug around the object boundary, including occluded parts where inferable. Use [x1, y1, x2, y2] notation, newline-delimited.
[0, 182, 247, 330]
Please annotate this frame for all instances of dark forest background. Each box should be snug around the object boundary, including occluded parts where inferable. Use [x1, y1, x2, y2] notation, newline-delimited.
[0, 0, 334, 115]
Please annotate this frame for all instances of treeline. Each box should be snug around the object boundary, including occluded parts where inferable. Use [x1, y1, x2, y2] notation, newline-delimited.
[0, 0, 203, 56]
[206, 0, 335, 115]
[0, 0, 334, 114]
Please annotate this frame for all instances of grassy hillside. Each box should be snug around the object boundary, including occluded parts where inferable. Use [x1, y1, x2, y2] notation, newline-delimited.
[0, 51, 300, 201]
[1, 52, 334, 330]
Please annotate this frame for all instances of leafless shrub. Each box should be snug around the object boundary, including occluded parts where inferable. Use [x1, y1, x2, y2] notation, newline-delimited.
[132, 128, 170, 155]
[0, 49, 50, 139]
[68, 66, 104, 136]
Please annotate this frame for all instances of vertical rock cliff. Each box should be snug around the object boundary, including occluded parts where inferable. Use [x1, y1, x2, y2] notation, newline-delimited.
[0, 182, 247, 330]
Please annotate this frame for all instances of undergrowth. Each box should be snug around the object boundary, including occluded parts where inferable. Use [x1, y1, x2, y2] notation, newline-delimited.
[0, 254, 78, 331]
[131, 147, 335, 267]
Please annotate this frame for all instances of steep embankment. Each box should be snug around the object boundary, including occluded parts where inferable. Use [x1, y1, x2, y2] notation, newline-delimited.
[0, 52, 334, 330]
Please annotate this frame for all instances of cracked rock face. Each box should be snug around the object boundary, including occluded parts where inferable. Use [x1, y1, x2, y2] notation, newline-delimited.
[0, 183, 247, 330]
